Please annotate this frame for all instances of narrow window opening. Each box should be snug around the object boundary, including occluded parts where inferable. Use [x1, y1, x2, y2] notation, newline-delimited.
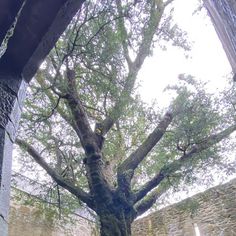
[193, 223, 201, 236]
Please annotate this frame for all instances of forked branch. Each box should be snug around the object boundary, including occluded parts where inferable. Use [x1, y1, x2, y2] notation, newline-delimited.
[97, 1, 166, 137]
[118, 110, 174, 176]
[134, 124, 236, 204]
[16, 138, 94, 207]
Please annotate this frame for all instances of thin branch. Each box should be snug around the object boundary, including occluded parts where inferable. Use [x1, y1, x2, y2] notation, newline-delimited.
[164, 0, 175, 7]
[116, 0, 132, 66]
[35, 74, 76, 131]
[118, 110, 173, 175]
[133, 1, 164, 70]
[134, 186, 166, 217]
[77, 15, 124, 49]
[97, 0, 165, 137]
[133, 124, 236, 203]
[15, 138, 94, 208]
[36, 96, 62, 123]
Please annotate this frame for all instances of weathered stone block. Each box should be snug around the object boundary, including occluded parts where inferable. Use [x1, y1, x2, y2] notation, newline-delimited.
[0, 75, 27, 235]
[0, 216, 8, 236]
[132, 179, 236, 236]
[0, 128, 13, 211]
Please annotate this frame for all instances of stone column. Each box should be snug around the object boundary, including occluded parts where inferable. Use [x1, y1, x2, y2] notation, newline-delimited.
[0, 74, 27, 235]
[204, 0, 236, 78]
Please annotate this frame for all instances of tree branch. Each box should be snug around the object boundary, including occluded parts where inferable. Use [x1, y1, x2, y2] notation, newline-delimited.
[133, 124, 236, 203]
[64, 68, 113, 204]
[133, 1, 164, 70]
[97, 1, 165, 137]
[115, 0, 132, 67]
[134, 186, 166, 217]
[118, 110, 173, 175]
[64, 68, 100, 152]
[164, 0, 174, 7]
[36, 73, 79, 135]
[15, 138, 94, 208]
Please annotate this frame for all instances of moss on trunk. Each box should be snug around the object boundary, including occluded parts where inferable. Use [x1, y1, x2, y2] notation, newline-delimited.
[99, 213, 131, 236]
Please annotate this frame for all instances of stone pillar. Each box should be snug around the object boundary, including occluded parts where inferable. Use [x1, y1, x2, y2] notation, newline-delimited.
[0, 74, 27, 235]
[204, 0, 236, 78]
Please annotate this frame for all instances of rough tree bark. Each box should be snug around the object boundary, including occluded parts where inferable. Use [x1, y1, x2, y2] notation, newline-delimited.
[99, 213, 131, 236]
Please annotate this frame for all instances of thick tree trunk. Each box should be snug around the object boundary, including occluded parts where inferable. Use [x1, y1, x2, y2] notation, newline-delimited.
[99, 213, 132, 236]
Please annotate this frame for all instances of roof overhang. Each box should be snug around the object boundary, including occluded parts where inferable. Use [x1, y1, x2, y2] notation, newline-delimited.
[0, 0, 85, 81]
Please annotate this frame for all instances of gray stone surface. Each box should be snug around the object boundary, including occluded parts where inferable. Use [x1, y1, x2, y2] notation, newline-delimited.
[0, 77, 26, 141]
[0, 75, 27, 235]
[0, 128, 13, 219]
[0, 216, 8, 236]
[204, 0, 236, 74]
[132, 179, 236, 236]
[9, 195, 97, 236]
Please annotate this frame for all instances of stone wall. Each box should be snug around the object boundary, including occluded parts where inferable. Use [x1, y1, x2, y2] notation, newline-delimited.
[132, 179, 236, 236]
[8, 179, 236, 236]
[8, 201, 98, 236]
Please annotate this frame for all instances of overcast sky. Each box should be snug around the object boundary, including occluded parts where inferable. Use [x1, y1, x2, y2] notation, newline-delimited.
[138, 0, 232, 107]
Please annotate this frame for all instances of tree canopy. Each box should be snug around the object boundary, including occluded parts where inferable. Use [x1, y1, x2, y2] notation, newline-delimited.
[15, 0, 236, 235]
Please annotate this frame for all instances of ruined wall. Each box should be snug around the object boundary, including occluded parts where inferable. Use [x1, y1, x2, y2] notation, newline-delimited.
[8, 179, 236, 236]
[8, 202, 98, 236]
[132, 179, 236, 236]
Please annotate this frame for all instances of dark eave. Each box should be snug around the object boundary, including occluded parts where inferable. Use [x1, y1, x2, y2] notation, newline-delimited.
[0, 0, 85, 81]
[0, 0, 25, 45]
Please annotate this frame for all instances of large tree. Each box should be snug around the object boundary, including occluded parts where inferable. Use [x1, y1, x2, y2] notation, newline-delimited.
[15, 0, 236, 235]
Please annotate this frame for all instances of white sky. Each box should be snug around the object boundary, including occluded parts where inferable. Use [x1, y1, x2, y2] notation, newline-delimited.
[138, 0, 232, 107]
